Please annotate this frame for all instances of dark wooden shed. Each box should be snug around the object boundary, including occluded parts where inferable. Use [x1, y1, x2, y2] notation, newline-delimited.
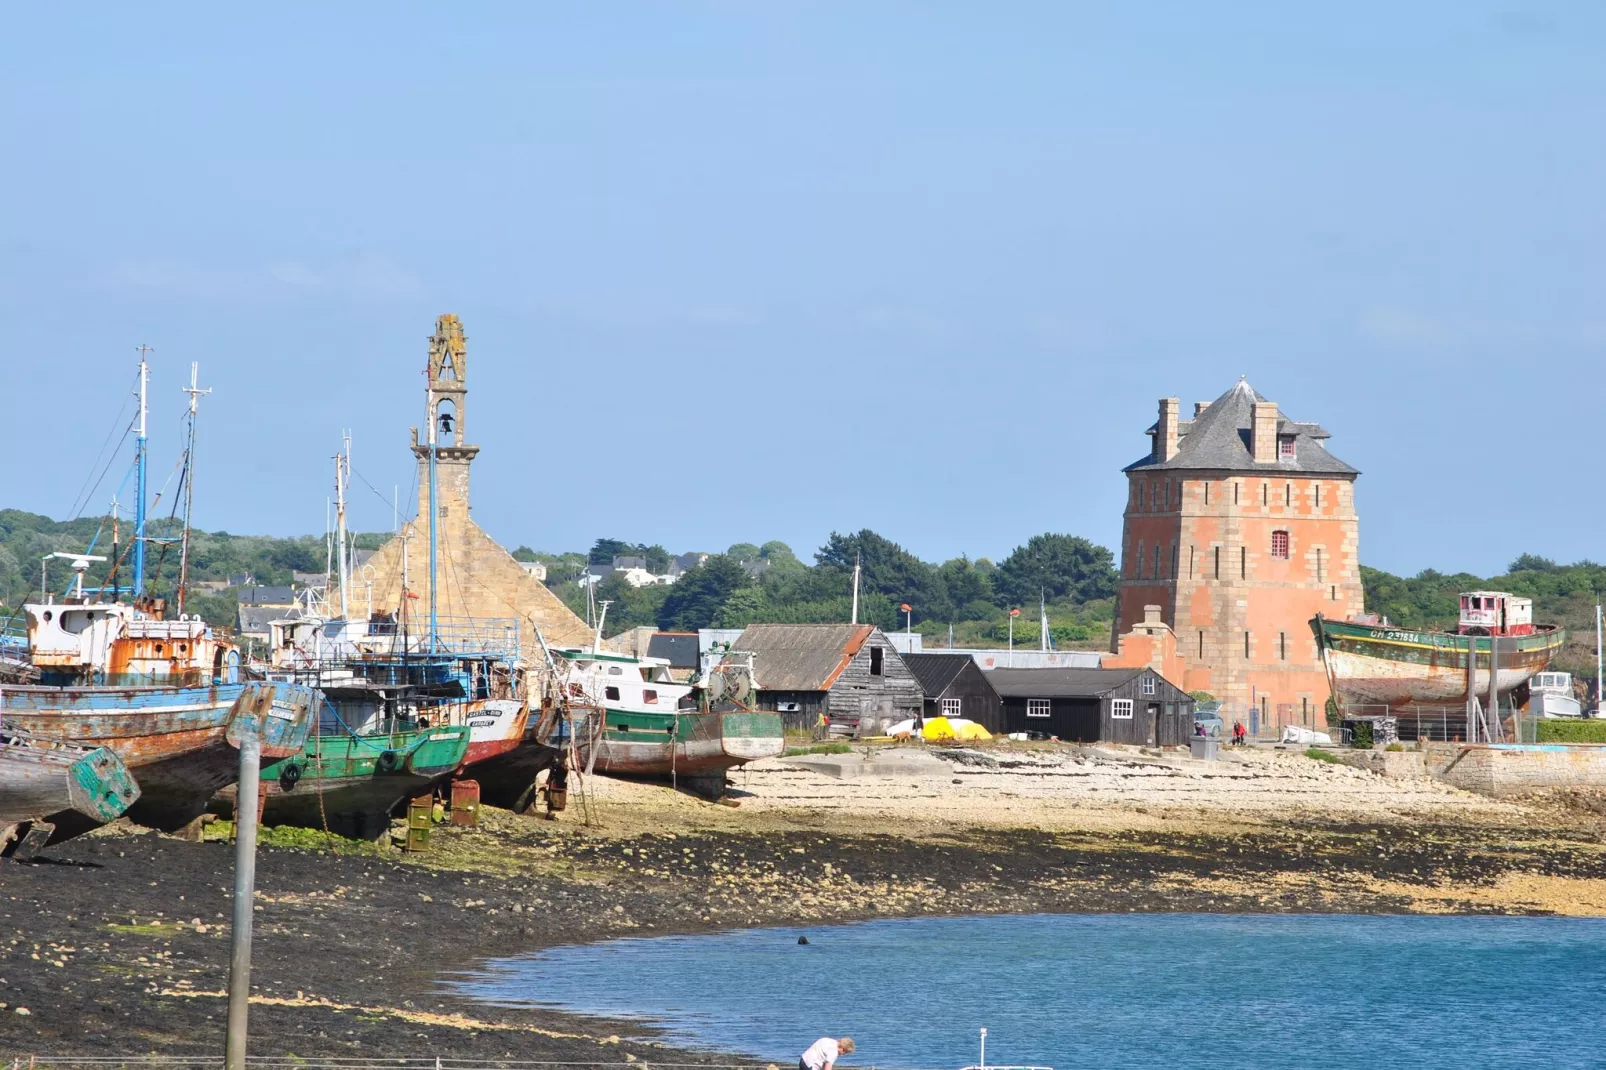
[988, 667, 1193, 745]
[732, 623, 923, 733]
[902, 653, 1005, 734]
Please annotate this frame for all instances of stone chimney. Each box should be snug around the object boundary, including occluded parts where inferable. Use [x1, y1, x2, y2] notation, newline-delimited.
[1194, 401, 1211, 418]
[1143, 605, 1163, 627]
[1251, 400, 1279, 464]
[1155, 397, 1180, 462]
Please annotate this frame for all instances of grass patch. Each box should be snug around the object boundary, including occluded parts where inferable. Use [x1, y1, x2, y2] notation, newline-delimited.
[104, 923, 172, 936]
[1304, 747, 1341, 764]
[205, 819, 384, 855]
[784, 743, 853, 756]
[1385, 742, 1406, 752]
[1537, 720, 1606, 744]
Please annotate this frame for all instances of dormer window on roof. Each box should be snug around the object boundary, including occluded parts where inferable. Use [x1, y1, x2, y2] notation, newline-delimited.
[1278, 435, 1296, 460]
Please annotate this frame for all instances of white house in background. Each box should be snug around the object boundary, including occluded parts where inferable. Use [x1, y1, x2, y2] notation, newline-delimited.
[518, 560, 548, 582]
[618, 567, 659, 588]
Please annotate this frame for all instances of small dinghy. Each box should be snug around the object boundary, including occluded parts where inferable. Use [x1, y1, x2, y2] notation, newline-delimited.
[1, 729, 140, 859]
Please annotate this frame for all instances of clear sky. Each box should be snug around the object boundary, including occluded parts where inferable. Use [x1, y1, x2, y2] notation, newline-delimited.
[3, 3, 1602, 577]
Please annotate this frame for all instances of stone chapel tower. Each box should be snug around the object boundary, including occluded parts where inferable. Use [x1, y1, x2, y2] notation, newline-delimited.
[359, 314, 592, 653]
[412, 314, 478, 517]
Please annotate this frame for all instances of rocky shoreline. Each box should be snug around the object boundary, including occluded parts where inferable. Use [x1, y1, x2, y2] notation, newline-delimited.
[4, 764, 1606, 1060]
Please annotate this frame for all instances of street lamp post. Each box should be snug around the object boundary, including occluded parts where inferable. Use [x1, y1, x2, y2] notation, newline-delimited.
[1008, 607, 1021, 667]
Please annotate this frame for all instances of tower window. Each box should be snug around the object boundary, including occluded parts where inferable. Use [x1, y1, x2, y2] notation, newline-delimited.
[1198, 630, 1205, 658]
[1189, 545, 1196, 579]
[1271, 530, 1290, 559]
[1279, 631, 1287, 661]
[1233, 482, 1240, 505]
[1315, 546, 1325, 582]
[1204, 482, 1211, 506]
[1330, 585, 1337, 601]
[1152, 544, 1161, 579]
[1136, 540, 1145, 579]
[1285, 482, 1291, 506]
[1262, 482, 1269, 506]
[1315, 483, 1322, 508]
[1214, 546, 1221, 579]
[1171, 543, 1179, 579]
[1240, 545, 1247, 578]
[1244, 631, 1251, 658]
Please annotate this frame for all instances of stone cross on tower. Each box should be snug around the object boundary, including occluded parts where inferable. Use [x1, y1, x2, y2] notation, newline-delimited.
[411, 314, 480, 517]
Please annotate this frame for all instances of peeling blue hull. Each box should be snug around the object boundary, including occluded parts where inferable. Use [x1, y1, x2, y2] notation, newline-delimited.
[0, 680, 318, 836]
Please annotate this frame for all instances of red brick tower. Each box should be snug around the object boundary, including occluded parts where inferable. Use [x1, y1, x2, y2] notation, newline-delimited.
[1113, 379, 1364, 729]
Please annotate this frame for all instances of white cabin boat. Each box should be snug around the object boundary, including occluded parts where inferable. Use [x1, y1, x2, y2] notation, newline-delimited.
[1529, 671, 1582, 719]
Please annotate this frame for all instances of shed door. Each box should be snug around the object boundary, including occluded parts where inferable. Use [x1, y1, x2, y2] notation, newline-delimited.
[1146, 703, 1161, 745]
[1062, 699, 1100, 742]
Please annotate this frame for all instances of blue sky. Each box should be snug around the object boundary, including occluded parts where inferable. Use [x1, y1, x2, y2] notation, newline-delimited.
[2, 3, 1602, 577]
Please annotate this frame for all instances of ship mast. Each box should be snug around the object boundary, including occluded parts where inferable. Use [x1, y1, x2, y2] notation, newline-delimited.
[427, 379, 439, 655]
[176, 361, 210, 615]
[334, 431, 351, 620]
[133, 345, 151, 600]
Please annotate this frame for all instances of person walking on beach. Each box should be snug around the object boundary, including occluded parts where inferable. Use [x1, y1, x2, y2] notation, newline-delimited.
[801, 1036, 855, 1070]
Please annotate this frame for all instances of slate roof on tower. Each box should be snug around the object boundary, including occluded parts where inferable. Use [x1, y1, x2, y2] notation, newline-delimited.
[1124, 379, 1358, 475]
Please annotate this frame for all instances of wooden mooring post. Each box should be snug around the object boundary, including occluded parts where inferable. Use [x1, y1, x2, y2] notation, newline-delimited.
[224, 728, 262, 1070]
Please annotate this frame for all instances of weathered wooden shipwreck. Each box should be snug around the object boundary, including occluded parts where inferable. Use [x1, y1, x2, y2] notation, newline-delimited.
[0, 729, 140, 858]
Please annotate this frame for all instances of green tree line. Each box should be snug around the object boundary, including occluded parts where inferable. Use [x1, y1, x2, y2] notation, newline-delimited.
[8, 505, 1604, 666]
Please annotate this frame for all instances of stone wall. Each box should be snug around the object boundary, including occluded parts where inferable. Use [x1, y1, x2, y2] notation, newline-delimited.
[1426, 744, 1606, 796]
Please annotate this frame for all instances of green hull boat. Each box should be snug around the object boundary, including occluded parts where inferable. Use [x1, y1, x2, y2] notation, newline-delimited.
[253, 724, 471, 840]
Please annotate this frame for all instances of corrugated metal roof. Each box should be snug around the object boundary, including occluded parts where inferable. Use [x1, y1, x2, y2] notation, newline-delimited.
[902, 653, 974, 698]
[987, 666, 1147, 698]
[732, 623, 875, 692]
[1124, 379, 1358, 475]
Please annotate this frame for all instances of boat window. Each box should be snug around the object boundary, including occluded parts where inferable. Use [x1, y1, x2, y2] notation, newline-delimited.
[643, 689, 658, 704]
[608, 665, 623, 675]
[59, 610, 94, 635]
[605, 686, 620, 701]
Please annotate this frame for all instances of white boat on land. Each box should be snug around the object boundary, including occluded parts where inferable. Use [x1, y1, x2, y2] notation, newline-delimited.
[1530, 671, 1582, 719]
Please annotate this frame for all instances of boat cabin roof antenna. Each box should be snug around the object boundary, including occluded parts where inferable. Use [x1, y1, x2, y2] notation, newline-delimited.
[593, 600, 612, 652]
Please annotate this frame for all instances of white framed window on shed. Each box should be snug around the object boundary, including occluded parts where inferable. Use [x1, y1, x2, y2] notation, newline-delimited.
[1140, 676, 1156, 696]
[1111, 698, 1134, 719]
[941, 697, 962, 717]
[1026, 698, 1051, 718]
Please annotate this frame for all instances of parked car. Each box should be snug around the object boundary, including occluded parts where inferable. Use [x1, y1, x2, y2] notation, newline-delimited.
[1193, 702, 1223, 738]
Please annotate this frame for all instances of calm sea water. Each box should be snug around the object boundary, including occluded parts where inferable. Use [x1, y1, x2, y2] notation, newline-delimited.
[451, 913, 1606, 1070]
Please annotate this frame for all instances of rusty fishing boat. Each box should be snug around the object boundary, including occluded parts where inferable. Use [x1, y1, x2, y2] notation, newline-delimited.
[0, 728, 140, 858]
[0, 351, 319, 841]
[1312, 591, 1566, 708]
[223, 435, 533, 836]
[0, 599, 320, 838]
[562, 612, 783, 798]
